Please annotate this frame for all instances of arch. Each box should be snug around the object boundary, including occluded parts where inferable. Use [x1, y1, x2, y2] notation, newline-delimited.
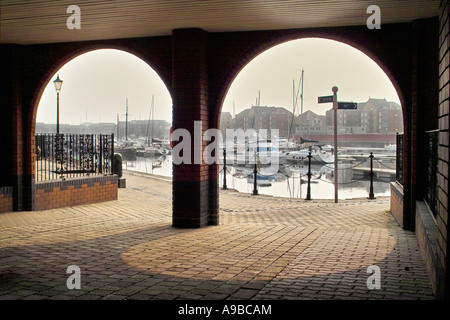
[211, 31, 407, 202]
[26, 43, 173, 181]
[29, 44, 172, 136]
[210, 27, 411, 130]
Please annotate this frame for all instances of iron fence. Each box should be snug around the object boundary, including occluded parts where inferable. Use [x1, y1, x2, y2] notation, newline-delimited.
[35, 133, 114, 181]
[425, 130, 439, 217]
[396, 133, 403, 185]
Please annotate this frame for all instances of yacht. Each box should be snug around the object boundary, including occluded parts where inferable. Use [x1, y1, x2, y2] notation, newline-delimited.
[234, 140, 287, 166]
[286, 147, 334, 164]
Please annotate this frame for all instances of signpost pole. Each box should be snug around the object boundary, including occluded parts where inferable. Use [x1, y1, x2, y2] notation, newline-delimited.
[332, 86, 339, 203]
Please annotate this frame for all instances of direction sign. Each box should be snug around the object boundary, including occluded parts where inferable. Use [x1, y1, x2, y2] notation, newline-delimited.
[338, 102, 357, 110]
[318, 95, 334, 104]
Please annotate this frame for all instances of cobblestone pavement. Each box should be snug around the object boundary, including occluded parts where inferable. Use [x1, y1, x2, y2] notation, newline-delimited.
[0, 171, 434, 300]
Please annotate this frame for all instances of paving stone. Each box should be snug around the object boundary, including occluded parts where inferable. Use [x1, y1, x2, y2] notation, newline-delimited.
[0, 172, 435, 300]
[230, 288, 259, 299]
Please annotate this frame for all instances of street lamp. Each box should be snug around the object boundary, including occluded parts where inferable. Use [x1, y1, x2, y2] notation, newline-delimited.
[53, 74, 63, 134]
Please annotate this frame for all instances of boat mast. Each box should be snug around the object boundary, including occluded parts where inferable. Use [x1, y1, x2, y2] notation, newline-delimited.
[117, 113, 119, 141]
[300, 69, 304, 115]
[290, 79, 295, 141]
[146, 94, 154, 146]
[125, 97, 128, 141]
[151, 95, 154, 145]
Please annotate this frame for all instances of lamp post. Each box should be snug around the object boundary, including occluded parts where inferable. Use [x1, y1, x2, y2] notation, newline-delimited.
[53, 74, 63, 134]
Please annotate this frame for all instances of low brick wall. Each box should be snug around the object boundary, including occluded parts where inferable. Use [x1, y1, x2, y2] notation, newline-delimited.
[35, 175, 118, 211]
[0, 186, 13, 213]
[416, 201, 444, 299]
[390, 182, 404, 227]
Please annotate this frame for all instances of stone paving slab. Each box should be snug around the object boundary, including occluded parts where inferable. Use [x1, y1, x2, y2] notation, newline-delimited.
[0, 171, 434, 300]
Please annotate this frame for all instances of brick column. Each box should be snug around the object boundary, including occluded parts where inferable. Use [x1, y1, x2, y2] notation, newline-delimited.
[9, 46, 26, 211]
[172, 28, 211, 228]
[409, 17, 439, 230]
[438, 0, 450, 299]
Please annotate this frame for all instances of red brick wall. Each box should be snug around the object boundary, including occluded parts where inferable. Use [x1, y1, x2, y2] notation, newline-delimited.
[0, 187, 13, 213]
[416, 201, 440, 296]
[0, 38, 172, 212]
[390, 182, 404, 227]
[171, 29, 212, 228]
[437, 0, 450, 299]
[207, 24, 417, 231]
[0, 21, 439, 232]
[35, 176, 118, 211]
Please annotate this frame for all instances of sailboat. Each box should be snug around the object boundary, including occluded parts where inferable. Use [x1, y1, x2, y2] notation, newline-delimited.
[141, 95, 170, 157]
[286, 69, 334, 164]
[115, 97, 138, 160]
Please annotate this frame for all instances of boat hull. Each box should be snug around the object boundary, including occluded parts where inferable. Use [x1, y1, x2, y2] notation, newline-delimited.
[286, 150, 334, 164]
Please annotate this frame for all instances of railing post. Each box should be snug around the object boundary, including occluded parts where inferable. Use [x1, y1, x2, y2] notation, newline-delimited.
[91, 134, 95, 175]
[99, 134, 103, 174]
[368, 152, 376, 200]
[306, 151, 312, 200]
[111, 133, 115, 175]
[223, 148, 228, 190]
[56, 133, 64, 179]
[396, 133, 403, 185]
[252, 153, 258, 196]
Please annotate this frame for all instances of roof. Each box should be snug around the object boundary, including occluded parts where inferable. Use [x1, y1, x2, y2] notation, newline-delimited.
[1, 0, 440, 45]
[364, 98, 401, 111]
[298, 110, 319, 121]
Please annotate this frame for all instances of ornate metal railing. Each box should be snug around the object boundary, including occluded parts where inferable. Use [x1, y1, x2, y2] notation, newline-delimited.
[35, 133, 114, 181]
[396, 133, 403, 185]
[425, 130, 439, 217]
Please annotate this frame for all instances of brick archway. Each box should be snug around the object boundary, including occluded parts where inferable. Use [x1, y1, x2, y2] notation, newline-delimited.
[210, 27, 410, 130]
[29, 45, 172, 130]
[12, 38, 172, 211]
[2, 21, 437, 234]
[213, 36, 405, 194]
[206, 24, 419, 230]
[208, 19, 437, 230]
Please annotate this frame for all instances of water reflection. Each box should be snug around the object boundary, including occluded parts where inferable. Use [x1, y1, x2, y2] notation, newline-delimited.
[123, 155, 392, 200]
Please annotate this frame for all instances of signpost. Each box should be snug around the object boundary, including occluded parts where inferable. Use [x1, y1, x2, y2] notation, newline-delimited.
[318, 95, 334, 104]
[338, 102, 357, 110]
[331, 87, 338, 203]
[318, 90, 359, 202]
[317, 90, 360, 202]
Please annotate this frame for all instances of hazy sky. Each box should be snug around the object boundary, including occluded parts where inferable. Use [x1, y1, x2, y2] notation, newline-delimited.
[37, 38, 400, 125]
[223, 38, 400, 117]
[37, 49, 173, 125]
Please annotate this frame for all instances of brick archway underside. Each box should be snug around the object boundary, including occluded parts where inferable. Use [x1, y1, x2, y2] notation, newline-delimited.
[2, 22, 419, 229]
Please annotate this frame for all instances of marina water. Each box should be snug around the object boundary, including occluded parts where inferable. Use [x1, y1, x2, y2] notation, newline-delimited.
[123, 155, 392, 200]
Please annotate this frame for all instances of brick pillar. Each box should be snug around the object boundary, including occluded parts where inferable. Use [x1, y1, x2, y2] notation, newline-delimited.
[12, 47, 36, 212]
[438, 0, 450, 299]
[9, 46, 26, 211]
[0, 46, 15, 196]
[172, 28, 211, 228]
[409, 17, 440, 230]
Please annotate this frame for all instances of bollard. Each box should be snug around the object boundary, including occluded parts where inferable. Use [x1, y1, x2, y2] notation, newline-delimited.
[368, 152, 375, 199]
[223, 148, 228, 190]
[113, 153, 126, 188]
[306, 151, 312, 200]
[252, 157, 258, 196]
[113, 153, 123, 178]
